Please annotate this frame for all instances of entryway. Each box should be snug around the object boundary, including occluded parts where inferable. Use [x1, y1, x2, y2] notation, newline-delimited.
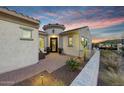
[50, 38, 58, 52]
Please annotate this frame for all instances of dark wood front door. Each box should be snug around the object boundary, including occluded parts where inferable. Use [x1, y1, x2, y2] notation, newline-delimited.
[50, 38, 58, 52]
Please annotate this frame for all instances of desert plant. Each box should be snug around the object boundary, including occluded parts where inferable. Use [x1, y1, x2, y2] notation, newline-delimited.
[101, 50, 120, 73]
[102, 61, 119, 73]
[66, 58, 80, 71]
[100, 69, 124, 86]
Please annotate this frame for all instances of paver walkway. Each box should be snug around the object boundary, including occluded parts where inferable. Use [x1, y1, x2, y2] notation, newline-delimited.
[0, 53, 69, 85]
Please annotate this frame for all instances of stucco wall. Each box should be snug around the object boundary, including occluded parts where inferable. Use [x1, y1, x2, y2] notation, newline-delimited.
[0, 20, 39, 74]
[63, 32, 80, 56]
[62, 27, 92, 57]
[45, 28, 64, 35]
[71, 50, 100, 86]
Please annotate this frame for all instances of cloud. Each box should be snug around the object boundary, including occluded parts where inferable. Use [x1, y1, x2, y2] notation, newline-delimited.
[33, 15, 49, 20]
[63, 17, 124, 30]
[25, 6, 124, 31]
[92, 32, 124, 43]
[7, 6, 124, 42]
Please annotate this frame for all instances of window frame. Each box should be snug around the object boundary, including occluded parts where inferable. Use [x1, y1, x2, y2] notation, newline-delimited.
[20, 27, 33, 41]
[68, 36, 73, 47]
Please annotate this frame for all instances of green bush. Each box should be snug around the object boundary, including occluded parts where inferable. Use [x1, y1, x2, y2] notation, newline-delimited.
[66, 58, 80, 71]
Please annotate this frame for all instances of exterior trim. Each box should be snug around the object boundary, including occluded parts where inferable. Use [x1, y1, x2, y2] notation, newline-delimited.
[60, 26, 88, 35]
[68, 36, 73, 47]
[0, 8, 40, 29]
[20, 38, 34, 41]
[43, 23, 65, 30]
[39, 31, 48, 36]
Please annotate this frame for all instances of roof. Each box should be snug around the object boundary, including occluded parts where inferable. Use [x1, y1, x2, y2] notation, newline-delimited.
[60, 26, 89, 35]
[0, 7, 40, 24]
[39, 30, 48, 35]
[43, 23, 65, 30]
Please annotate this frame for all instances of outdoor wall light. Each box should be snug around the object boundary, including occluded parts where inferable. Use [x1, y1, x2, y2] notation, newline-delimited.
[81, 37, 85, 42]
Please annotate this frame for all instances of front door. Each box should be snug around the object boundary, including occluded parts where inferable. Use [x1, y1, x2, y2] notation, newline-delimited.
[50, 38, 58, 52]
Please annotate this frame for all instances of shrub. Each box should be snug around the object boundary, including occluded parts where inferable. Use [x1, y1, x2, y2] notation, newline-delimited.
[100, 70, 124, 86]
[102, 61, 119, 73]
[101, 50, 120, 73]
[66, 58, 80, 71]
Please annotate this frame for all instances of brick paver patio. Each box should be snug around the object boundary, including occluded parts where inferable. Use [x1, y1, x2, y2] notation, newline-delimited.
[0, 53, 69, 85]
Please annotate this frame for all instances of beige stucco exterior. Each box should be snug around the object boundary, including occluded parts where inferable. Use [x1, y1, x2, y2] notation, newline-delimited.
[61, 27, 92, 57]
[0, 8, 40, 74]
[62, 31, 80, 56]
[40, 24, 92, 57]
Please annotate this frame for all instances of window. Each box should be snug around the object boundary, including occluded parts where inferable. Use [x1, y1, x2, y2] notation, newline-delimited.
[20, 27, 33, 40]
[68, 36, 73, 47]
[40, 37, 44, 48]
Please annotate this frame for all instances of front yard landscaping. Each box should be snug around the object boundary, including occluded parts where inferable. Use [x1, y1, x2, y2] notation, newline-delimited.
[14, 56, 86, 86]
[98, 50, 124, 86]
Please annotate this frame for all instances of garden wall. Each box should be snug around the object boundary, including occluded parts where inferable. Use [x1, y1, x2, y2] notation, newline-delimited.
[70, 50, 100, 86]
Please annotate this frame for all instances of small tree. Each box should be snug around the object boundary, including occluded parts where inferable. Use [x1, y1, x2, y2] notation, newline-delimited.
[81, 37, 88, 62]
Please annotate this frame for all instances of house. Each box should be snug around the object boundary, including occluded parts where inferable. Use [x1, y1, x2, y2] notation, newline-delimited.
[0, 8, 40, 74]
[39, 23, 92, 57]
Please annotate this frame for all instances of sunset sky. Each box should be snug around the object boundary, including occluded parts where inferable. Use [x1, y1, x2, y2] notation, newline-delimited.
[6, 6, 124, 43]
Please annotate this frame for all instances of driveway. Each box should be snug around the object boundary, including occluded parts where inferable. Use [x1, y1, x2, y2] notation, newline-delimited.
[0, 53, 69, 85]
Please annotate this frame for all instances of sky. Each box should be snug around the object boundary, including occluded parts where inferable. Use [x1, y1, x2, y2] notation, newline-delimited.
[6, 6, 124, 43]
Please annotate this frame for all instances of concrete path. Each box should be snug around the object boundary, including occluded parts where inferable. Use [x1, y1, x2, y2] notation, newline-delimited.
[0, 53, 69, 85]
[41, 53, 69, 73]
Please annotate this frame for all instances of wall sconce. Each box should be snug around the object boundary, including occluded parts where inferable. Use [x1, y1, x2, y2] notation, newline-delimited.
[81, 37, 85, 42]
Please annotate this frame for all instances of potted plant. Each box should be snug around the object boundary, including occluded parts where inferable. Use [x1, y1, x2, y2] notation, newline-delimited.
[46, 47, 51, 54]
[58, 48, 63, 54]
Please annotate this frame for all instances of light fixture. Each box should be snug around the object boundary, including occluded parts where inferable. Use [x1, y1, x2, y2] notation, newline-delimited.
[81, 37, 85, 41]
[40, 75, 44, 85]
[51, 35, 57, 38]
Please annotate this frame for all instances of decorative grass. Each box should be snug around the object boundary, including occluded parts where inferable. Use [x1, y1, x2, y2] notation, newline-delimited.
[100, 69, 124, 86]
[99, 50, 123, 86]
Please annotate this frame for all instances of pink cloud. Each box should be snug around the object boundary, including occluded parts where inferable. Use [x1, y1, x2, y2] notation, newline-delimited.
[64, 17, 124, 30]
[92, 33, 123, 43]
[45, 12, 58, 17]
[82, 9, 100, 15]
[34, 10, 59, 17]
